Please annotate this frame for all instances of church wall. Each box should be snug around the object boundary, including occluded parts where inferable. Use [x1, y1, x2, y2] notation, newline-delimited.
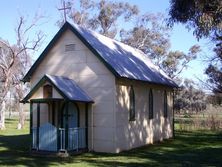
[30, 29, 117, 153]
[115, 78, 173, 153]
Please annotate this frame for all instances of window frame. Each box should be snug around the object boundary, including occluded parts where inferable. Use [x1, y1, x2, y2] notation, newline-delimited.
[129, 85, 135, 121]
[149, 89, 154, 119]
[164, 90, 168, 118]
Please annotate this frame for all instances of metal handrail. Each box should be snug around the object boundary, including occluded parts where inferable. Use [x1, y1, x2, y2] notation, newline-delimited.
[58, 127, 86, 151]
[32, 127, 86, 151]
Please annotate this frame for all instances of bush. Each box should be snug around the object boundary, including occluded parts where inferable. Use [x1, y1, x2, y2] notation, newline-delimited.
[176, 106, 222, 131]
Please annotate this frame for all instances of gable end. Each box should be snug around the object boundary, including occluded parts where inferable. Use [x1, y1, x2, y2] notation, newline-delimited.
[22, 22, 120, 82]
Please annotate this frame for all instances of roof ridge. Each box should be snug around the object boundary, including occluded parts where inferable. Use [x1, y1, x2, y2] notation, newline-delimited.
[70, 22, 145, 57]
[22, 21, 177, 87]
[45, 74, 69, 80]
[69, 22, 175, 84]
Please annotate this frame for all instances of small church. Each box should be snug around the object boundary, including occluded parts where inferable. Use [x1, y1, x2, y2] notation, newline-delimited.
[22, 21, 177, 154]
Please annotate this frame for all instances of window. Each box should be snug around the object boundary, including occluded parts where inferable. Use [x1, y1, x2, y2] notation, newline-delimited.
[164, 90, 168, 118]
[43, 84, 52, 98]
[149, 89, 153, 119]
[65, 44, 75, 52]
[129, 85, 135, 121]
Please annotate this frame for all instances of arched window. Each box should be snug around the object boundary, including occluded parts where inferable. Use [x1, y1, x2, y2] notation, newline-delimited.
[149, 89, 153, 119]
[164, 90, 168, 118]
[129, 85, 135, 121]
[43, 84, 52, 98]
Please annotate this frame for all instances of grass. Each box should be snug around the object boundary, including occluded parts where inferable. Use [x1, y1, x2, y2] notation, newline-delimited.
[175, 110, 222, 131]
[0, 118, 222, 166]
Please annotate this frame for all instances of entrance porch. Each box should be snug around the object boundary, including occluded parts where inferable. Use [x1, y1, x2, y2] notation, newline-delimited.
[22, 74, 93, 154]
[30, 100, 89, 153]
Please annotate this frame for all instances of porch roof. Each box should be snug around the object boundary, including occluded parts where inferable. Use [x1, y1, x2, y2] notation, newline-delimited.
[22, 74, 94, 103]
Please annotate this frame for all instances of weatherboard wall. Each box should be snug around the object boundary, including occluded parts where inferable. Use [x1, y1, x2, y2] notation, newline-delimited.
[30, 29, 117, 153]
[115, 79, 173, 152]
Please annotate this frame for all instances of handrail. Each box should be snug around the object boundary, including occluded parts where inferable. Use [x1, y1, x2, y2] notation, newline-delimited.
[32, 127, 86, 151]
[58, 127, 86, 151]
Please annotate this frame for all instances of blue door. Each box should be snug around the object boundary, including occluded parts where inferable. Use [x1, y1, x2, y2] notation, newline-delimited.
[63, 103, 79, 150]
[63, 103, 78, 128]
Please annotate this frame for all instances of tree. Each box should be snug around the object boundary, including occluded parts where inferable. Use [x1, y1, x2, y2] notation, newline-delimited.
[205, 37, 222, 93]
[174, 79, 207, 114]
[0, 16, 44, 129]
[61, 0, 139, 38]
[58, 0, 200, 79]
[168, 0, 222, 93]
[120, 13, 200, 78]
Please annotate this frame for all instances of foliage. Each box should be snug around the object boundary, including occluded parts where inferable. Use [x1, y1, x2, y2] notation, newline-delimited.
[161, 45, 200, 78]
[174, 79, 207, 113]
[60, 0, 139, 38]
[58, 0, 200, 79]
[168, 0, 222, 93]
[120, 13, 201, 78]
[207, 93, 222, 106]
[176, 107, 222, 131]
[168, 0, 222, 39]
[205, 37, 222, 93]
[120, 13, 171, 58]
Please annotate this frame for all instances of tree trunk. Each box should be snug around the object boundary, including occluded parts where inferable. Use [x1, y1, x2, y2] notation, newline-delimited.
[17, 103, 25, 129]
[0, 100, 6, 130]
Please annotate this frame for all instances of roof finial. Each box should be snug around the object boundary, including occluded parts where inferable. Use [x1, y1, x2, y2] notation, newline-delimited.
[58, 1, 71, 22]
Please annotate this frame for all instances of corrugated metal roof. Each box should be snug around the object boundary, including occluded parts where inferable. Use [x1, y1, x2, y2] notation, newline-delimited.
[46, 74, 93, 102]
[72, 23, 177, 87]
[22, 22, 177, 87]
[22, 74, 93, 103]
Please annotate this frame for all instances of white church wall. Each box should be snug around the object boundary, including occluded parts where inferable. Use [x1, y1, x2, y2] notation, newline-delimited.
[30, 29, 117, 153]
[115, 78, 173, 153]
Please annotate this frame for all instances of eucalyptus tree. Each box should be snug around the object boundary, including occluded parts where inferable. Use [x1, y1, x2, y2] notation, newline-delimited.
[58, 0, 139, 38]
[168, 0, 222, 93]
[0, 15, 45, 129]
[120, 13, 200, 78]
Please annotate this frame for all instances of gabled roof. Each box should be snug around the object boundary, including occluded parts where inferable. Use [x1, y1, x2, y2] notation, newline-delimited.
[22, 22, 178, 88]
[22, 74, 94, 103]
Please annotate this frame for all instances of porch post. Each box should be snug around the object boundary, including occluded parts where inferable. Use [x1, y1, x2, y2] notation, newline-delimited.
[30, 102, 33, 148]
[85, 103, 88, 149]
[57, 101, 61, 151]
[65, 101, 69, 150]
[52, 101, 55, 125]
[36, 103, 40, 150]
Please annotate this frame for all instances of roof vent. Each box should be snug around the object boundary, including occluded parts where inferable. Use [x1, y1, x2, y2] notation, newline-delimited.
[65, 44, 75, 52]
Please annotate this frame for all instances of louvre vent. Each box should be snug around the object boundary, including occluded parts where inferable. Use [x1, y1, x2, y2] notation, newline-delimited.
[65, 44, 75, 52]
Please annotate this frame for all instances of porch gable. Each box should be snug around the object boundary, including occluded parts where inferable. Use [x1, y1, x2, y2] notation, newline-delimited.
[22, 74, 94, 103]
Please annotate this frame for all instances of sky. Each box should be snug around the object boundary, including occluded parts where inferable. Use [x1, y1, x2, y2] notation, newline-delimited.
[0, 0, 212, 86]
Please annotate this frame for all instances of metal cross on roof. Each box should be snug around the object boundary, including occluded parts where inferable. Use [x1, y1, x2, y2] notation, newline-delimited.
[58, 1, 71, 22]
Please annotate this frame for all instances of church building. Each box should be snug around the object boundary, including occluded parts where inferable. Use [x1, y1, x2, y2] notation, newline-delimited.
[22, 22, 177, 154]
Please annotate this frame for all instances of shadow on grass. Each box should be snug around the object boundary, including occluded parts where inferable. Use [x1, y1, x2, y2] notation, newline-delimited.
[0, 134, 74, 167]
[0, 131, 221, 166]
[73, 131, 222, 167]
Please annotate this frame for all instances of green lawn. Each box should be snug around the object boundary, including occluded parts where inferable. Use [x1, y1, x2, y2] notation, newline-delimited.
[0, 119, 222, 167]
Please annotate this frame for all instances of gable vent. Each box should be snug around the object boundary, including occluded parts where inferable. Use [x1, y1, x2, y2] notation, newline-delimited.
[65, 44, 75, 52]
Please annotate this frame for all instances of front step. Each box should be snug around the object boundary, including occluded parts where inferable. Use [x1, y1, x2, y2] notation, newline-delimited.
[30, 148, 88, 157]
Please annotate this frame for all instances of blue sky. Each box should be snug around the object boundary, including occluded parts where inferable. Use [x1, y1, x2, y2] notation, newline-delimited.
[0, 0, 211, 84]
